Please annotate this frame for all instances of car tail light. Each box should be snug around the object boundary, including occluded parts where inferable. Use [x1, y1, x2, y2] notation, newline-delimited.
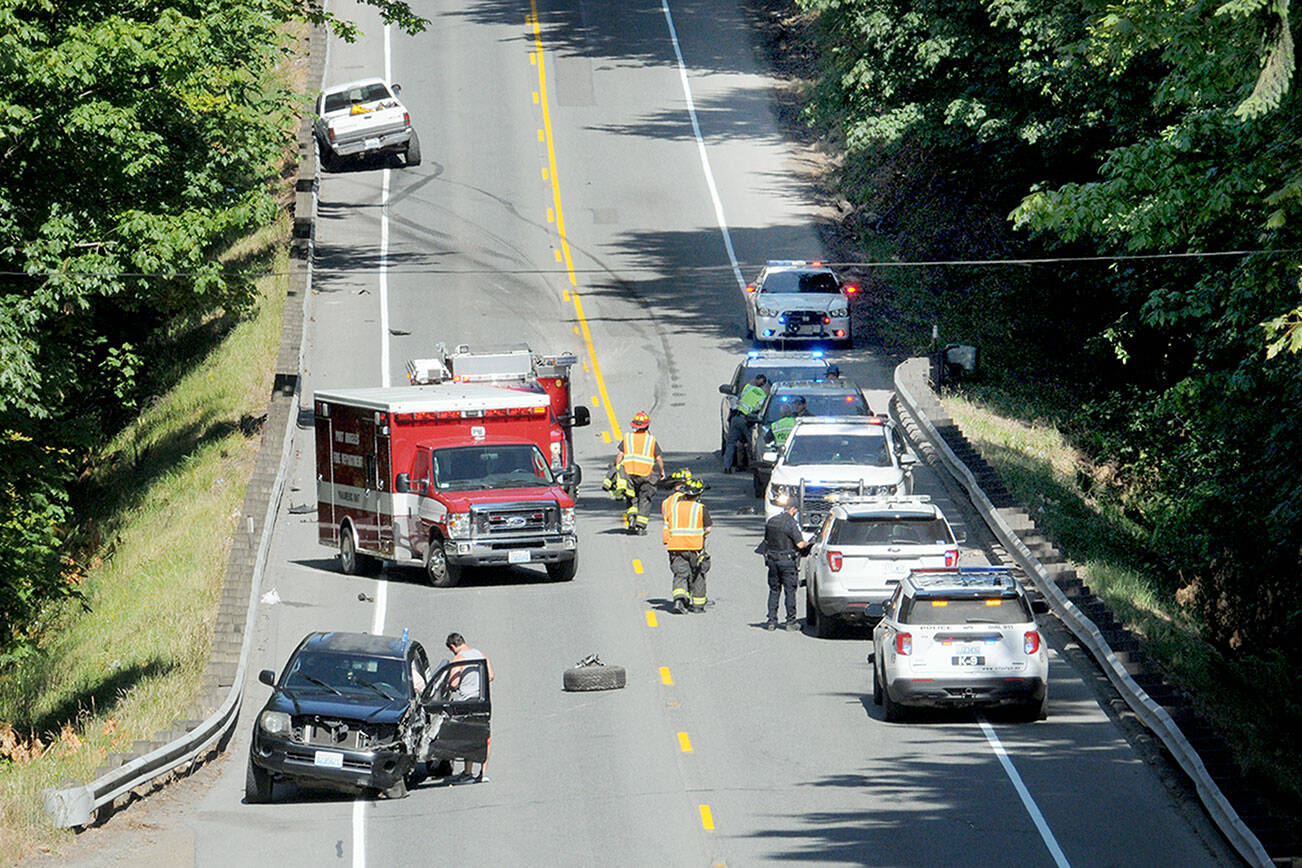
[833, 329, 846, 338]
[327, 128, 336, 142]
[403, 111, 410, 126]
[1024, 631, 1041, 654]
[826, 550, 842, 572]
[822, 315, 830, 324]
[844, 285, 859, 294]
[745, 284, 756, 293]
[944, 549, 958, 567]
[895, 632, 912, 655]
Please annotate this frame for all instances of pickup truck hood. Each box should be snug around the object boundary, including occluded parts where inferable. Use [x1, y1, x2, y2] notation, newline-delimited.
[266, 690, 408, 724]
[756, 294, 845, 313]
[439, 485, 573, 510]
[770, 464, 904, 488]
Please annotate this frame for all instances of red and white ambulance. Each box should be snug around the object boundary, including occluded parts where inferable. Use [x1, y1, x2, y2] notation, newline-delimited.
[315, 382, 584, 587]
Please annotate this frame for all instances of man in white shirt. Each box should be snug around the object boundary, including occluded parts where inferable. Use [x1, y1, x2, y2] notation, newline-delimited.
[446, 632, 494, 783]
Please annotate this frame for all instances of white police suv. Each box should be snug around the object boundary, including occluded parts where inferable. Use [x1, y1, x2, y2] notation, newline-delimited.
[743, 261, 856, 346]
[870, 567, 1049, 721]
[803, 496, 962, 638]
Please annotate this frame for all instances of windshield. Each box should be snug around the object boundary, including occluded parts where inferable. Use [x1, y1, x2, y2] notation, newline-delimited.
[740, 364, 828, 389]
[830, 516, 953, 546]
[784, 432, 892, 466]
[762, 271, 840, 294]
[323, 83, 393, 113]
[282, 651, 407, 699]
[763, 391, 868, 423]
[901, 597, 1030, 625]
[433, 444, 554, 491]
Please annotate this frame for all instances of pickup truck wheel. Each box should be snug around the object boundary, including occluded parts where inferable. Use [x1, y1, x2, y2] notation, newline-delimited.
[546, 554, 577, 582]
[405, 130, 422, 167]
[245, 757, 273, 804]
[424, 542, 462, 588]
[563, 664, 626, 692]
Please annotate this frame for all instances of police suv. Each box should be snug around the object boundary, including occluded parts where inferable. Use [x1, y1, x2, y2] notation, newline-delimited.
[870, 567, 1050, 722]
[718, 350, 836, 451]
[803, 496, 961, 638]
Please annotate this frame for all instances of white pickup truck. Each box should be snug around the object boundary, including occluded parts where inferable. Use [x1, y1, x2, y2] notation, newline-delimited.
[314, 78, 420, 168]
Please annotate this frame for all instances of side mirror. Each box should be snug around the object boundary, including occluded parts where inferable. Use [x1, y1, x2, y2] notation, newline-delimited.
[718, 384, 735, 395]
[562, 406, 591, 428]
[557, 468, 577, 487]
[391, 83, 402, 94]
[394, 472, 410, 494]
[258, 669, 276, 687]
[1032, 599, 1050, 615]
[899, 453, 918, 468]
[866, 602, 884, 619]
[865, 650, 875, 663]
[762, 450, 778, 464]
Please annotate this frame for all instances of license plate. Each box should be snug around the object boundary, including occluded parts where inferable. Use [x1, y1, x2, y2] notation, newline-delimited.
[885, 563, 909, 577]
[951, 655, 985, 666]
[508, 550, 531, 564]
[314, 750, 344, 768]
[364, 137, 380, 149]
[957, 645, 981, 655]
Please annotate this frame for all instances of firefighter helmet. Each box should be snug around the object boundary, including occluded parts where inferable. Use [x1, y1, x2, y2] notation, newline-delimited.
[670, 467, 693, 481]
[631, 411, 650, 430]
[681, 478, 705, 496]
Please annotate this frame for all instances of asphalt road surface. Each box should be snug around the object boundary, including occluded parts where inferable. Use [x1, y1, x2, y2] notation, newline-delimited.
[56, 0, 1239, 865]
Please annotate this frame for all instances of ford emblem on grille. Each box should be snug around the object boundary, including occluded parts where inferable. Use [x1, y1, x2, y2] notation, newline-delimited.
[506, 516, 527, 528]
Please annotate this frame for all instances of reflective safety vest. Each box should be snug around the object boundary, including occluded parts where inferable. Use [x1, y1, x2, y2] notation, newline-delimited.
[663, 499, 705, 550]
[621, 431, 657, 477]
[661, 491, 681, 521]
[770, 415, 797, 445]
[737, 382, 766, 416]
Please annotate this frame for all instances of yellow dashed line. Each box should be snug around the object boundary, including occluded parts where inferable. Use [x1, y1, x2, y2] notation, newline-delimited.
[563, 289, 570, 301]
[591, 395, 601, 409]
[699, 804, 715, 831]
[645, 610, 658, 628]
[677, 732, 693, 752]
[547, 207, 555, 223]
[532, 91, 539, 103]
[541, 167, 549, 180]
[529, 0, 621, 440]
[632, 559, 644, 574]
[601, 431, 611, 443]
[554, 249, 563, 262]
[573, 325, 581, 335]
[659, 666, 673, 685]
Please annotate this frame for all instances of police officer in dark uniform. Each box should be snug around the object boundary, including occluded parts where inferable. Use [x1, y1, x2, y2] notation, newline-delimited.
[763, 502, 809, 630]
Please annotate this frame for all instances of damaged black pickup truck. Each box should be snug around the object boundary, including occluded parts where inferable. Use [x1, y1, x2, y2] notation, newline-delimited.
[245, 631, 489, 802]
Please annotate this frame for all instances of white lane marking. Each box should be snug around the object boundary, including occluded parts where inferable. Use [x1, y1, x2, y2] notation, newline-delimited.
[378, 19, 393, 388]
[979, 718, 1071, 867]
[355, 22, 394, 868]
[660, 0, 745, 292]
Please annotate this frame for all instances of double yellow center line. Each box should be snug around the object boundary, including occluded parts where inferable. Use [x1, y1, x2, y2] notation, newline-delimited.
[528, 1, 621, 441]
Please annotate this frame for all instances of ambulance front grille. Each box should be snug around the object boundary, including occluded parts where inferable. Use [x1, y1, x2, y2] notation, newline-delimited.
[472, 503, 559, 536]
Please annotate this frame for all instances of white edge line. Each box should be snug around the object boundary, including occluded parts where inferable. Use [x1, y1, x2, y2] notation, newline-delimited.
[979, 718, 1071, 868]
[660, 0, 745, 292]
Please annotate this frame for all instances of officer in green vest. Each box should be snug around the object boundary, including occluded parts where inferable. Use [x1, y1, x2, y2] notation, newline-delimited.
[770, 403, 798, 448]
[724, 374, 768, 472]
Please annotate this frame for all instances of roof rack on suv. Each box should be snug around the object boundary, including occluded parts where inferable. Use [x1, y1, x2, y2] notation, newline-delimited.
[908, 567, 1017, 594]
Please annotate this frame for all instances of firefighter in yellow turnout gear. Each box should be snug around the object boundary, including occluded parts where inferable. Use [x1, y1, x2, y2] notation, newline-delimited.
[663, 478, 712, 613]
[615, 411, 666, 535]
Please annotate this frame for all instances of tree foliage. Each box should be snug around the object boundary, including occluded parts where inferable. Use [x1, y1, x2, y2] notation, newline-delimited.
[0, 0, 425, 658]
[801, 0, 1302, 650]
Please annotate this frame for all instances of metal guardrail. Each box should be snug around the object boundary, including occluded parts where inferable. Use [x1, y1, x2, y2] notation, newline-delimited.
[893, 358, 1271, 868]
[41, 108, 320, 832]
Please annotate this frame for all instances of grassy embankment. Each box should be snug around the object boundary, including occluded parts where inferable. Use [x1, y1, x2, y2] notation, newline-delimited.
[0, 221, 288, 864]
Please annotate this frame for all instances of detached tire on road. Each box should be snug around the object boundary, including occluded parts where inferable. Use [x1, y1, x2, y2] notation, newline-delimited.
[563, 664, 626, 692]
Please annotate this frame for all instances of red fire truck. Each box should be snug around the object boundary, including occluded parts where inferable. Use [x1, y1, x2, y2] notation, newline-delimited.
[315, 383, 584, 587]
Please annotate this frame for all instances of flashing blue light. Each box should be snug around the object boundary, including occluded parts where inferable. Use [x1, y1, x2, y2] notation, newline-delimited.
[810, 351, 824, 358]
[747, 350, 760, 358]
[762, 329, 775, 337]
[401, 627, 409, 647]
[778, 316, 786, 324]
